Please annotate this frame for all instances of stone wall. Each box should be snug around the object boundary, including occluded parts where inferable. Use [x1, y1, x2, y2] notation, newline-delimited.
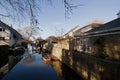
[62, 51, 120, 80]
[52, 38, 69, 61]
[51, 35, 120, 80]
[90, 35, 120, 60]
[104, 35, 120, 60]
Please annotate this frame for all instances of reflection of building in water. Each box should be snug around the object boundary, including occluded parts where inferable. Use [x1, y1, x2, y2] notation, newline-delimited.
[0, 64, 8, 79]
[27, 43, 33, 54]
[51, 61, 62, 78]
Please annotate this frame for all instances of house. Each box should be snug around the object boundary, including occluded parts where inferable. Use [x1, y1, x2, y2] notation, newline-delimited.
[0, 21, 22, 46]
[84, 16, 120, 60]
[51, 26, 80, 60]
[74, 23, 102, 52]
[72, 12, 120, 60]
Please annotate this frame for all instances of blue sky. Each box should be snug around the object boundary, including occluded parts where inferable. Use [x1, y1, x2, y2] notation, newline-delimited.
[1, 0, 120, 39]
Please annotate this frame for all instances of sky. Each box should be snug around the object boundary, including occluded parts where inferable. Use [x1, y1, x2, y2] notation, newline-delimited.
[0, 0, 120, 39]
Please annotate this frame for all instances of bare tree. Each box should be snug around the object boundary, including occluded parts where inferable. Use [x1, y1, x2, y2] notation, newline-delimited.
[17, 26, 41, 40]
[0, 0, 81, 26]
[63, 0, 83, 18]
[54, 26, 65, 38]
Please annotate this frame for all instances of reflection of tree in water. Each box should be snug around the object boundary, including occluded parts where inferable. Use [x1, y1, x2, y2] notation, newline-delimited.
[21, 55, 35, 65]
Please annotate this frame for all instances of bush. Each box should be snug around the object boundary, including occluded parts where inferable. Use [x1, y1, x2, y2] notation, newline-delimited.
[92, 36, 104, 45]
[91, 36, 109, 59]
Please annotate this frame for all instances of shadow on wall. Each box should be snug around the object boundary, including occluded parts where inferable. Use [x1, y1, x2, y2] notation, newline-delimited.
[91, 35, 120, 61]
[62, 49, 120, 80]
[103, 35, 120, 60]
[50, 60, 84, 80]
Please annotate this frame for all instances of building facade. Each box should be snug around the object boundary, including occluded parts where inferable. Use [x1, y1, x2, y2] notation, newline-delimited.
[0, 21, 22, 46]
[74, 23, 102, 53]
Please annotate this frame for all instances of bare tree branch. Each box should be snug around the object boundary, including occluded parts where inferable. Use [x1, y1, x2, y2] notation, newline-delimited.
[0, 0, 81, 26]
[0, 14, 10, 17]
[63, 0, 83, 19]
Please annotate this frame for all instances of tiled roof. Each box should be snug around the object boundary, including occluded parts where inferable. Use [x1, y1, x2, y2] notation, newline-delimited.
[87, 18, 120, 33]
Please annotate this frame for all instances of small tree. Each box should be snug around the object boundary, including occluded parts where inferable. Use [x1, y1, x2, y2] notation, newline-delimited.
[17, 26, 41, 40]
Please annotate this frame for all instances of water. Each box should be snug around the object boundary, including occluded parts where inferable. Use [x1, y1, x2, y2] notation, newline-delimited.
[2, 53, 83, 80]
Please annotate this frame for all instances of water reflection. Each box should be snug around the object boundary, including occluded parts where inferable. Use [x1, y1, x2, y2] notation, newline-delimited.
[2, 53, 83, 80]
[21, 55, 35, 65]
[0, 55, 21, 79]
[50, 61, 84, 80]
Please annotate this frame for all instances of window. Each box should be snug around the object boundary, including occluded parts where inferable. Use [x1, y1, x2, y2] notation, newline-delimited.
[3, 28, 5, 31]
[0, 28, 5, 31]
[0, 28, 2, 31]
[0, 37, 5, 40]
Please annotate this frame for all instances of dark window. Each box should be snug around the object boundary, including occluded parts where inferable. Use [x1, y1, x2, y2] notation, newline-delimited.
[0, 37, 5, 40]
[0, 28, 2, 31]
[2, 37, 5, 40]
[3, 28, 5, 31]
[0, 28, 5, 31]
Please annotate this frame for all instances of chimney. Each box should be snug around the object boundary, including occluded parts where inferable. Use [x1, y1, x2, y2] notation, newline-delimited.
[117, 10, 120, 18]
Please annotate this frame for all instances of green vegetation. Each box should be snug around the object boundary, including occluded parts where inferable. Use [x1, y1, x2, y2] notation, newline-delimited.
[92, 36, 104, 45]
[92, 36, 108, 59]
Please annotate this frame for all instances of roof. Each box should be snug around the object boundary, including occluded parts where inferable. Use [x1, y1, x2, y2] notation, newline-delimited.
[87, 18, 120, 34]
[0, 20, 22, 39]
[46, 36, 58, 43]
[64, 25, 80, 36]
[82, 23, 102, 30]
[78, 23, 102, 32]
[74, 23, 102, 37]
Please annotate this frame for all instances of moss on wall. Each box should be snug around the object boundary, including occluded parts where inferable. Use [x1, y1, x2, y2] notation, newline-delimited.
[90, 36, 108, 59]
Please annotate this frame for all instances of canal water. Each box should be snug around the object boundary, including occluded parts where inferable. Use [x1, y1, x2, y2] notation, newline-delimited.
[2, 53, 83, 80]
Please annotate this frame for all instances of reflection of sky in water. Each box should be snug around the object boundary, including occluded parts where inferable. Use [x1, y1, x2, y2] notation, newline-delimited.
[2, 53, 83, 80]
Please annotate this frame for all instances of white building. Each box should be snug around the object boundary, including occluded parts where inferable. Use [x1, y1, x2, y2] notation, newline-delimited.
[0, 21, 22, 46]
[63, 25, 80, 38]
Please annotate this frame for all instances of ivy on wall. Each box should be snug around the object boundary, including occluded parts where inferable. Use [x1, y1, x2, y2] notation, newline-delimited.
[92, 36, 108, 59]
[92, 36, 104, 45]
